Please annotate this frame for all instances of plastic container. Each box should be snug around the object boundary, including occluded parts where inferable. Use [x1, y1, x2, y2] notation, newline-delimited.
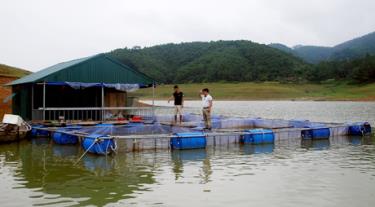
[131, 116, 143, 122]
[52, 126, 82, 145]
[240, 129, 275, 144]
[301, 128, 330, 139]
[171, 132, 206, 150]
[82, 134, 117, 155]
[31, 125, 49, 137]
[348, 122, 371, 136]
[52, 131, 79, 145]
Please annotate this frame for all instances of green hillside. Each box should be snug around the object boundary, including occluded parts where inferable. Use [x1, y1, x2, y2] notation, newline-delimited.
[110, 41, 311, 83]
[0, 64, 31, 78]
[293, 46, 332, 63]
[270, 31, 375, 64]
[311, 54, 375, 83]
[331, 31, 375, 60]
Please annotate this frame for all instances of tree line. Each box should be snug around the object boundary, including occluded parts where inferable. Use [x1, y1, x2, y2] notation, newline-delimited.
[109, 41, 375, 84]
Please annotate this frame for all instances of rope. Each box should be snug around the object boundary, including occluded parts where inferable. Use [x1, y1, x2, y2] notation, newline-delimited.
[74, 138, 98, 165]
[110, 138, 118, 153]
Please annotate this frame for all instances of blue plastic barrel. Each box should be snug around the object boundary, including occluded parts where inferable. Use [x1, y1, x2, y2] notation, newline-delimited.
[31, 125, 49, 137]
[82, 134, 116, 155]
[171, 132, 206, 150]
[240, 129, 275, 144]
[52, 126, 82, 145]
[52, 131, 79, 145]
[301, 128, 330, 139]
[348, 122, 371, 136]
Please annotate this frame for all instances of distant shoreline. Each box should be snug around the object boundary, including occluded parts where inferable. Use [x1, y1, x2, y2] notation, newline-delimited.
[132, 82, 375, 102]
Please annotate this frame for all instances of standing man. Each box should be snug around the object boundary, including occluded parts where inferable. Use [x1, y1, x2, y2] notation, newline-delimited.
[200, 88, 213, 130]
[168, 85, 184, 124]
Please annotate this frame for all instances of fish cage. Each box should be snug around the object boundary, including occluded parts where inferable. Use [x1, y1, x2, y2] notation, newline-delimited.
[30, 112, 372, 159]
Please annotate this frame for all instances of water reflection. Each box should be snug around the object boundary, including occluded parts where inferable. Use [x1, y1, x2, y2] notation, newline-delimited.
[31, 137, 50, 145]
[301, 139, 330, 150]
[0, 140, 156, 206]
[52, 144, 80, 158]
[171, 149, 212, 183]
[241, 144, 275, 155]
[1, 134, 375, 207]
[348, 136, 374, 146]
[82, 155, 117, 176]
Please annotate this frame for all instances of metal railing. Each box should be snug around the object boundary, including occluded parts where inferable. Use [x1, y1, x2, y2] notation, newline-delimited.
[31, 105, 203, 122]
[32, 107, 159, 122]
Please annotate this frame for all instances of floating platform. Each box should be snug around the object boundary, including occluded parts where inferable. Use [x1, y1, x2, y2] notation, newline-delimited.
[31, 114, 372, 155]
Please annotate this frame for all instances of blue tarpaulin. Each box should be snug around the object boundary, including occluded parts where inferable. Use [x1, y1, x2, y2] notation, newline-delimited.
[45, 82, 149, 92]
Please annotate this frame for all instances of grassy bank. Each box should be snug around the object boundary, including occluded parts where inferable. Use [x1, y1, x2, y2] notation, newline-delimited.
[130, 82, 375, 101]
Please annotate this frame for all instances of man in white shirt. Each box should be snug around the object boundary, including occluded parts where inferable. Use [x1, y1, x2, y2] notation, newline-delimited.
[200, 88, 213, 130]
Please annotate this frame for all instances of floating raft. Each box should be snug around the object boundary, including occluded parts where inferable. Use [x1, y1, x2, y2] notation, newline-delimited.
[31, 114, 372, 155]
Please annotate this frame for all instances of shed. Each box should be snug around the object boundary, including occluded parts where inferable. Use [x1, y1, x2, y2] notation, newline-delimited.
[7, 53, 155, 121]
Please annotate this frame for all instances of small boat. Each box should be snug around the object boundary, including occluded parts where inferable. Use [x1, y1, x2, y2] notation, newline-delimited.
[0, 114, 31, 143]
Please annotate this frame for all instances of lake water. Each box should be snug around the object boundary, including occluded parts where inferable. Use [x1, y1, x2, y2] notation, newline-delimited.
[1, 101, 375, 207]
[151, 100, 375, 126]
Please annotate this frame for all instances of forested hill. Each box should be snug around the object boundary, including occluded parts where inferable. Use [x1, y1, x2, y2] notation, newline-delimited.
[109, 41, 310, 83]
[0, 64, 31, 78]
[270, 31, 375, 64]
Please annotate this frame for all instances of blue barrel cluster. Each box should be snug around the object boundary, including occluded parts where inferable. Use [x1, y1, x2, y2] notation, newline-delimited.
[348, 122, 372, 136]
[240, 129, 275, 144]
[82, 134, 117, 155]
[52, 126, 82, 145]
[171, 132, 207, 150]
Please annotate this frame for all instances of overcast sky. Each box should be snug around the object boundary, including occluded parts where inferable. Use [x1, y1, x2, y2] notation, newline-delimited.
[1, 0, 375, 71]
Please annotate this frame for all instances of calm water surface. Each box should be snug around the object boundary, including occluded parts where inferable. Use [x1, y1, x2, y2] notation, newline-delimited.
[1, 101, 375, 207]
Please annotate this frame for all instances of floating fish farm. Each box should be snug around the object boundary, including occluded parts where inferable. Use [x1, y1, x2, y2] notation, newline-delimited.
[30, 113, 372, 160]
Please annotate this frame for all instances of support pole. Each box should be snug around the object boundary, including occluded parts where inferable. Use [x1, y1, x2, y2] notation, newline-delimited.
[101, 84, 104, 122]
[152, 81, 155, 106]
[31, 84, 34, 119]
[43, 82, 46, 121]
[152, 82, 155, 121]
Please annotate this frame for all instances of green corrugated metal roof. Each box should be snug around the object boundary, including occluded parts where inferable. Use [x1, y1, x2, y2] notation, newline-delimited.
[8, 53, 154, 85]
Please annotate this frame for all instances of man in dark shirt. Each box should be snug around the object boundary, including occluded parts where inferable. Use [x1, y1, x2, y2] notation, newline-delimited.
[168, 85, 184, 124]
